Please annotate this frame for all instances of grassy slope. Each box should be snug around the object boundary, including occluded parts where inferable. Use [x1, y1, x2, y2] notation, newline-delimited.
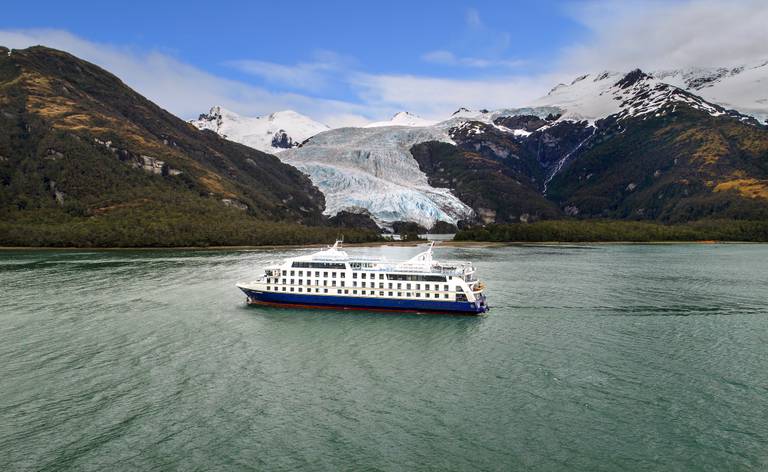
[410, 141, 560, 224]
[547, 107, 768, 222]
[0, 46, 381, 246]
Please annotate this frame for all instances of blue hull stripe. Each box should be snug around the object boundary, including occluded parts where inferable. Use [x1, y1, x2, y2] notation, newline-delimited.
[240, 288, 487, 314]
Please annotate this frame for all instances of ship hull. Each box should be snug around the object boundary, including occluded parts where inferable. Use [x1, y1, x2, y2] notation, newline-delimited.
[239, 288, 488, 315]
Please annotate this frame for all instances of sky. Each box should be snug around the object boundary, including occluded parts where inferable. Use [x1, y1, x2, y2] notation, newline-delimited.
[1, 0, 767, 126]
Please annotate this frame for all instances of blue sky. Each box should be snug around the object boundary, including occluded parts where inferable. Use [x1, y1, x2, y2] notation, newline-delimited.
[1, 1, 766, 125]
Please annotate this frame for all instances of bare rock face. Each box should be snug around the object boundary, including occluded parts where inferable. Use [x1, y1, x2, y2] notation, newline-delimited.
[221, 199, 248, 211]
[327, 208, 380, 230]
[271, 130, 295, 149]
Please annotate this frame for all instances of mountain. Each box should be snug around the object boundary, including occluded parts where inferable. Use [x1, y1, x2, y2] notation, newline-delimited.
[286, 68, 768, 227]
[190, 106, 330, 153]
[532, 61, 768, 124]
[192, 65, 767, 229]
[650, 62, 768, 124]
[455, 70, 768, 223]
[364, 111, 437, 128]
[0, 46, 381, 247]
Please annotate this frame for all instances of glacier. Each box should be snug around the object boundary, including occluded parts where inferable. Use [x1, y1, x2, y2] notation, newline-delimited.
[279, 125, 474, 229]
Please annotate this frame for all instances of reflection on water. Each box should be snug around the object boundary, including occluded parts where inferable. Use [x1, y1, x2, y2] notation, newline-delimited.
[1, 244, 767, 471]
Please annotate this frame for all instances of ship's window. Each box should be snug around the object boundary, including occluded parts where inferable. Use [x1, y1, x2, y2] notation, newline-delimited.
[300, 287, 304, 292]
[388, 283, 393, 289]
[388, 292, 393, 296]
[315, 271, 320, 277]
[298, 271, 303, 276]
[397, 283, 402, 289]
[434, 293, 439, 298]
[424, 284, 429, 290]
[290, 287, 294, 292]
[340, 273, 345, 278]
[379, 283, 384, 289]
[444, 294, 449, 299]
[416, 293, 420, 297]
[352, 281, 356, 287]
[344, 289, 349, 294]
[352, 272, 357, 279]
[361, 273, 366, 279]
[290, 279, 294, 284]
[406, 292, 411, 297]
[324, 289, 328, 293]
[282, 270, 287, 276]
[353, 290, 357, 294]
[337, 289, 341, 294]
[332, 281, 336, 287]
[406, 283, 411, 290]
[397, 292, 402, 297]
[332, 272, 336, 278]
[362, 282, 366, 288]
[282, 287, 286, 292]
[323, 271, 328, 277]
[444, 285, 449, 291]
[416, 284, 420, 290]
[290, 270, 294, 276]
[379, 291, 384, 296]
[266, 286, 270, 290]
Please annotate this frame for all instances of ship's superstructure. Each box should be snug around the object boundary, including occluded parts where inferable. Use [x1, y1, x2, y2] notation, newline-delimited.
[236, 241, 488, 314]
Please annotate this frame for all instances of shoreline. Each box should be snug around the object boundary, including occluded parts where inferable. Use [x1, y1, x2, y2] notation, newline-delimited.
[0, 240, 762, 251]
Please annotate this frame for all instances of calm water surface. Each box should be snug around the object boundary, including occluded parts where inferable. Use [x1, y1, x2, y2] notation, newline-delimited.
[1, 244, 767, 471]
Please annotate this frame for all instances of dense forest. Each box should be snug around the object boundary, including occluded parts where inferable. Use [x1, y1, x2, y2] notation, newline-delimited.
[454, 220, 768, 242]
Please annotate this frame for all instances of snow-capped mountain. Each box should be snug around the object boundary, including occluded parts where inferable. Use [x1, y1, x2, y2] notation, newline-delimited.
[650, 61, 768, 123]
[364, 111, 437, 128]
[190, 106, 330, 153]
[279, 124, 473, 229]
[531, 61, 768, 124]
[189, 62, 768, 229]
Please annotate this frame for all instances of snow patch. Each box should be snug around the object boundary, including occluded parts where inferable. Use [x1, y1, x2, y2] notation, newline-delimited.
[190, 106, 330, 153]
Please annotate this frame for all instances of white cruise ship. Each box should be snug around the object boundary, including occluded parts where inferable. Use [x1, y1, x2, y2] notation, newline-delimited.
[236, 241, 488, 314]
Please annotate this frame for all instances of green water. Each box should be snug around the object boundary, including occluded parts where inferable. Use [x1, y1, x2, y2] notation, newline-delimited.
[1, 244, 767, 471]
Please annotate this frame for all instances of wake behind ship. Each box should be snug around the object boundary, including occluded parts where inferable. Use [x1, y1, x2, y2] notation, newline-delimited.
[236, 241, 488, 314]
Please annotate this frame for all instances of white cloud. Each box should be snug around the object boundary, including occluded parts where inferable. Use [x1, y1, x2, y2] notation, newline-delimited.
[465, 8, 483, 29]
[0, 28, 549, 124]
[350, 73, 559, 120]
[420, 8, 520, 71]
[421, 50, 526, 69]
[0, 29, 372, 126]
[561, 0, 768, 72]
[2, 1, 766, 128]
[227, 50, 353, 92]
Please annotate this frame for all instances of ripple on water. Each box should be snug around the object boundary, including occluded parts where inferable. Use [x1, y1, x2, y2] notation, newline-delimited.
[0, 245, 767, 471]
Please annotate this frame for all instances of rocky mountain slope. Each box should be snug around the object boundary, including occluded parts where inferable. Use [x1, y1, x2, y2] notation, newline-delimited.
[187, 61, 767, 229]
[287, 68, 768, 227]
[0, 46, 380, 246]
[190, 106, 330, 153]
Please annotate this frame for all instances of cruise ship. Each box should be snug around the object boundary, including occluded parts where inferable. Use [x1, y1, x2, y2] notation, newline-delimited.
[236, 241, 488, 314]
